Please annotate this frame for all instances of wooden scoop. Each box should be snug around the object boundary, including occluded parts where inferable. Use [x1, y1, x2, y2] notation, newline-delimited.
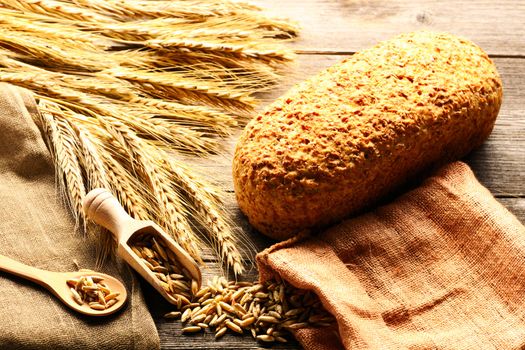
[0, 255, 127, 316]
[83, 188, 201, 305]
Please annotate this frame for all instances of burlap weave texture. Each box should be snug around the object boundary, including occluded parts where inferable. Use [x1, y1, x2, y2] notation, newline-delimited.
[0, 84, 160, 350]
[259, 162, 525, 350]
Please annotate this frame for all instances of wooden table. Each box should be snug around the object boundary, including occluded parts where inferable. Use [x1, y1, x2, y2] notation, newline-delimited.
[146, 0, 525, 348]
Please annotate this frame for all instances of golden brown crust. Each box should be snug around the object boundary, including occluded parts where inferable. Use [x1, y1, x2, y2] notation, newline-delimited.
[233, 31, 503, 240]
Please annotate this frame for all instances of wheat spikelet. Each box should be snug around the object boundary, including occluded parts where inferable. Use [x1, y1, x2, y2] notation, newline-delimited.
[92, 15, 298, 43]
[72, 122, 117, 265]
[240, 11, 300, 37]
[151, 16, 295, 41]
[73, 121, 117, 266]
[75, 128, 109, 191]
[0, 72, 119, 118]
[151, 50, 283, 88]
[91, 18, 191, 42]
[0, 60, 136, 100]
[0, 32, 102, 71]
[129, 96, 238, 131]
[100, 152, 152, 222]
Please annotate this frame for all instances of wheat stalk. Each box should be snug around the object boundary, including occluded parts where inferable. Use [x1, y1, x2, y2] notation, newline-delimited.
[0, 0, 298, 275]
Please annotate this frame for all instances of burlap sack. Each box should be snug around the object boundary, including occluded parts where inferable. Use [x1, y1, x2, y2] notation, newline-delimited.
[258, 161, 525, 349]
[0, 84, 160, 349]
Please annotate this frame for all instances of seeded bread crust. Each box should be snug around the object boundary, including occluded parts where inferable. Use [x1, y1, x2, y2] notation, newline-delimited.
[233, 31, 503, 240]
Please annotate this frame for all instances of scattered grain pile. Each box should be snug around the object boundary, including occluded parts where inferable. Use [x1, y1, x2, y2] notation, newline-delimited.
[0, 0, 299, 275]
[130, 235, 334, 343]
[67, 275, 120, 310]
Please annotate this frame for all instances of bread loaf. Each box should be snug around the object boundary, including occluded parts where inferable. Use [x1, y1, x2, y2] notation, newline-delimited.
[233, 31, 503, 240]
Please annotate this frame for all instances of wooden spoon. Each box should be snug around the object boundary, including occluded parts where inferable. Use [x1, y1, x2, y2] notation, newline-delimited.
[0, 255, 127, 316]
[83, 188, 201, 305]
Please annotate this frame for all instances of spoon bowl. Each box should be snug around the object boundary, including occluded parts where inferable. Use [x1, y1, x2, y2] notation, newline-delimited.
[52, 269, 128, 316]
[0, 256, 127, 316]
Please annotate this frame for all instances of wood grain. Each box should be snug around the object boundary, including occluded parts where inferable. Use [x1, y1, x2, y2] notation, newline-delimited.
[252, 0, 525, 56]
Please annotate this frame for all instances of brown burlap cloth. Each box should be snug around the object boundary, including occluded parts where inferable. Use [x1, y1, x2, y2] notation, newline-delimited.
[0, 84, 160, 349]
[258, 161, 525, 349]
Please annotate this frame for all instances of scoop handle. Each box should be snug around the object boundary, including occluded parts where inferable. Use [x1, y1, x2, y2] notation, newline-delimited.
[83, 188, 134, 242]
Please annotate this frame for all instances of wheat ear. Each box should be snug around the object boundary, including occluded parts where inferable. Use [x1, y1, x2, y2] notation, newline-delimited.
[1, 0, 114, 23]
[72, 0, 262, 20]
[107, 67, 257, 111]
[73, 123, 119, 266]
[36, 100, 86, 230]
[98, 117, 202, 260]
[162, 159, 249, 276]
[0, 9, 99, 48]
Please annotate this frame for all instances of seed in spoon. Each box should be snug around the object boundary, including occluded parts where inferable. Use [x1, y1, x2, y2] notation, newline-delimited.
[89, 302, 106, 311]
[106, 299, 118, 308]
[70, 287, 83, 305]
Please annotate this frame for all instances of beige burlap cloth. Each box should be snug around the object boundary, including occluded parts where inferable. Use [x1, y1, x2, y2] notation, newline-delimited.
[258, 161, 525, 349]
[0, 84, 160, 349]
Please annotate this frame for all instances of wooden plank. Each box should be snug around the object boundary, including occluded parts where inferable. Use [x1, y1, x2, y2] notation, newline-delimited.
[252, 0, 525, 56]
[184, 55, 525, 196]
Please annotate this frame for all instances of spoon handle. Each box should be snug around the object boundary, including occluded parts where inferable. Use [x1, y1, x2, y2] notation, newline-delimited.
[83, 188, 136, 243]
[0, 254, 49, 287]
